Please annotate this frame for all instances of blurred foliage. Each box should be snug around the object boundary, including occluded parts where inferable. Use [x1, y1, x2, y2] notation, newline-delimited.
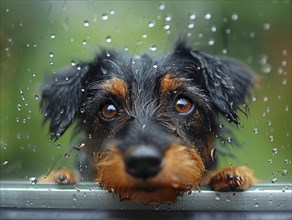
[0, 1, 291, 183]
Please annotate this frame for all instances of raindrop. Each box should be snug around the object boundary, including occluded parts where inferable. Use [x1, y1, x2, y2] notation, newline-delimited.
[269, 136, 274, 142]
[268, 159, 272, 164]
[282, 50, 287, 56]
[16, 104, 22, 111]
[83, 20, 89, 27]
[208, 39, 215, 46]
[263, 22, 270, 30]
[272, 148, 278, 154]
[284, 159, 289, 164]
[2, 161, 8, 166]
[109, 9, 115, 15]
[249, 32, 255, 38]
[271, 178, 277, 183]
[29, 177, 38, 184]
[187, 22, 195, 29]
[282, 168, 288, 176]
[82, 40, 87, 45]
[253, 128, 259, 134]
[50, 34, 56, 39]
[142, 33, 147, 38]
[163, 24, 170, 30]
[71, 60, 76, 66]
[149, 45, 157, 51]
[165, 15, 171, 22]
[105, 36, 112, 43]
[189, 13, 196, 20]
[222, 49, 228, 54]
[231, 13, 238, 21]
[159, 3, 165, 11]
[72, 194, 77, 201]
[48, 52, 54, 59]
[215, 193, 221, 201]
[32, 73, 36, 77]
[64, 152, 70, 159]
[204, 13, 211, 20]
[263, 96, 268, 102]
[254, 202, 259, 208]
[210, 25, 217, 32]
[148, 20, 156, 28]
[101, 13, 109, 20]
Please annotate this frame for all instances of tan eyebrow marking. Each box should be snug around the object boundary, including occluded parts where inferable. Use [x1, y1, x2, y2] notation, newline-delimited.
[99, 77, 127, 99]
[160, 73, 183, 93]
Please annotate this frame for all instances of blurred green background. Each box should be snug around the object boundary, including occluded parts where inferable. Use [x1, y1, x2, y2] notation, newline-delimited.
[0, 1, 291, 183]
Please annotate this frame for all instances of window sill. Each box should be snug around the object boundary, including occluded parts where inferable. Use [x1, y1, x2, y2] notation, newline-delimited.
[0, 181, 291, 219]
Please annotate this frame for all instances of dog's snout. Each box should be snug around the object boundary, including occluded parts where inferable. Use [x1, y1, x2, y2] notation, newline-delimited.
[125, 145, 162, 179]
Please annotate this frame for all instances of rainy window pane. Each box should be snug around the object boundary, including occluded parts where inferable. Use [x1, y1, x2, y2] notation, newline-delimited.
[0, 0, 291, 189]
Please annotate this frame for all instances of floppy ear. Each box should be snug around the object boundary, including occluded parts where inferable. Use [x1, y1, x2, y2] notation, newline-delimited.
[174, 41, 253, 124]
[41, 64, 92, 138]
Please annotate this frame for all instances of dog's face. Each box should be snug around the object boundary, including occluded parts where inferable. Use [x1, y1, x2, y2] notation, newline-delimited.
[41, 40, 253, 203]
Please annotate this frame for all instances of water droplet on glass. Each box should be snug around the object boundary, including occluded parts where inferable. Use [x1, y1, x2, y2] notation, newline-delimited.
[208, 39, 215, 46]
[204, 13, 212, 20]
[149, 45, 157, 51]
[71, 60, 76, 66]
[263, 96, 268, 102]
[29, 177, 38, 184]
[263, 22, 270, 30]
[189, 13, 196, 20]
[271, 178, 277, 183]
[231, 13, 238, 21]
[142, 33, 147, 38]
[163, 24, 170, 30]
[165, 15, 171, 22]
[249, 32, 255, 38]
[64, 152, 70, 159]
[82, 40, 87, 45]
[253, 128, 259, 134]
[148, 20, 156, 28]
[106, 36, 112, 43]
[16, 104, 22, 111]
[284, 159, 289, 164]
[215, 193, 221, 201]
[187, 22, 194, 29]
[2, 161, 8, 166]
[109, 9, 115, 15]
[254, 202, 259, 208]
[83, 20, 89, 27]
[282, 168, 288, 176]
[50, 34, 56, 39]
[72, 194, 77, 201]
[268, 159, 272, 164]
[159, 3, 165, 11]
[210, 25, 217, 32]
[49, 51, 54, 58]
[272, 148, 278, 154]
[101, 13, 109, 20]
[269, 136, 274, 142]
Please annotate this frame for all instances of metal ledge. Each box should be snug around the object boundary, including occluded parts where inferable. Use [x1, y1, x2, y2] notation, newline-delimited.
[0, 181, 291, 211]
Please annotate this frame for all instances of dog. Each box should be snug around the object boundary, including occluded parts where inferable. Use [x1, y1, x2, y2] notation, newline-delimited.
[40, 39, 257, 203]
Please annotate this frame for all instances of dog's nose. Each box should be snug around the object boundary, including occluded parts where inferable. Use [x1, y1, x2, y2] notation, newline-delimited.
[125, 145, 162, 179]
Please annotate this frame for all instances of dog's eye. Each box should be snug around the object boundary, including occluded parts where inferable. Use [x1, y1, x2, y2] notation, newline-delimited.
[174, 96, 193, 114]
[100, 102, 117, 120]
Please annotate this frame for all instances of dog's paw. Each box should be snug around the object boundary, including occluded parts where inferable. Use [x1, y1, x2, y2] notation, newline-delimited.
[209, 166, 257, 191]
[38, 167, 78, 184]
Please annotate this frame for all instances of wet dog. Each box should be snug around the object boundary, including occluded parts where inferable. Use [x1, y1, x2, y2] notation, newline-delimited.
[40, 39, 256, 203]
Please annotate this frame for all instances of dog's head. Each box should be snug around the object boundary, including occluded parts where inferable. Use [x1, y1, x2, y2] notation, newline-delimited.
[41, 39, 253, 202]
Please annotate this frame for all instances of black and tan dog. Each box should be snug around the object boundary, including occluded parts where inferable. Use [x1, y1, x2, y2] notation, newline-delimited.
[40, 39, 256, 203]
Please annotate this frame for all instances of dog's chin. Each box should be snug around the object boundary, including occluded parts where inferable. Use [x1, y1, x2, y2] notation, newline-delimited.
[118, 184, 182, 203]
[97, 144, 205, 203]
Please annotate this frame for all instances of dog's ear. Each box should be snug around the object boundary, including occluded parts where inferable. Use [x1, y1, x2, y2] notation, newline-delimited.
[41, 64, 93, 138]
[174, 41, 253, 124]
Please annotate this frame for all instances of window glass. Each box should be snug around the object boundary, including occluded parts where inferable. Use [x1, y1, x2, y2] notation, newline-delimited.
[0, 0, 291, 186]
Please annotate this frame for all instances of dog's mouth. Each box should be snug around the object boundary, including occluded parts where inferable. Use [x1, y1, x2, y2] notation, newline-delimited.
[97, 144, 205, 203]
